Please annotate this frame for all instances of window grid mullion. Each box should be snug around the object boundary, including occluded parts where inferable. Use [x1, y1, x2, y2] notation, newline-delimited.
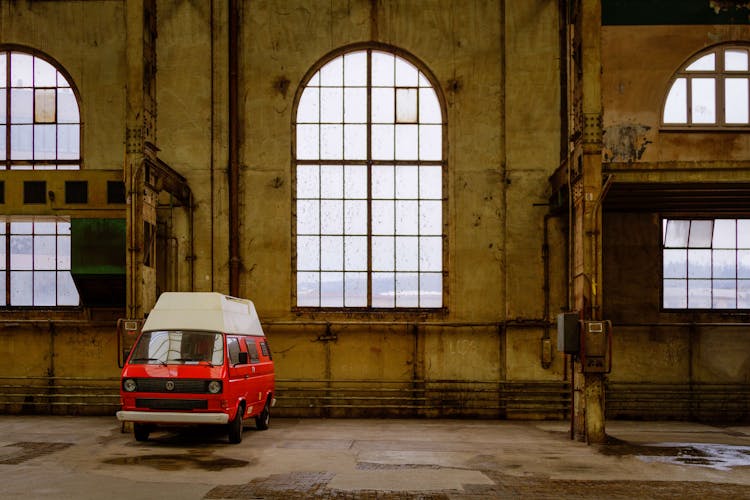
[366, 49, 373, 308]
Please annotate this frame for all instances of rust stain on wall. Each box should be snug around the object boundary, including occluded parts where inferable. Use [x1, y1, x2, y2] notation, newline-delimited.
[603, 124, 652, 162]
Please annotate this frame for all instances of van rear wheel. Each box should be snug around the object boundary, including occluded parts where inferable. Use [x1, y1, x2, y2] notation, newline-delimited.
[228, 406, 244, 444]
[255, 398, 270, 430]
[133, 423, 150, 442]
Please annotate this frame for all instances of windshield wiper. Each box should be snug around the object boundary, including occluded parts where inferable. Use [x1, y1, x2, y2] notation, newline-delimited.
[130, 357, 167, 366]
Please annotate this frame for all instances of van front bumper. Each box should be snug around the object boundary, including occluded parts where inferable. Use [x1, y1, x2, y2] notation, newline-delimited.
[116, 410, 229, 425]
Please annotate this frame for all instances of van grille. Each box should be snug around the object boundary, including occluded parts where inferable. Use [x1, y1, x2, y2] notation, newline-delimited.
[130, 378, 210, 394]
[135, 398, 208, 410]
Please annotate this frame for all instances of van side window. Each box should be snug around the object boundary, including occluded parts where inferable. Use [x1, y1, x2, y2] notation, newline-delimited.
[227, 337, 241, 365]
[260, 341, 272, 359]
[246, 338, 260, 364]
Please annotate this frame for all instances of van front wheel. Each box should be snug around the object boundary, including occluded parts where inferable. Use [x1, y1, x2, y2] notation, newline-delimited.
[228, 406, 244, 444]
[255, 398, 270, 430]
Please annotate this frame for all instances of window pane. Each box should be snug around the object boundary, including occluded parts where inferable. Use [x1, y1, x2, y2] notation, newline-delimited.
[738, 250, 750, 278]
[688, 249, 711, 278]
[320, 87, 343, 123]
[372, 200, 394, 235]
[419, 201, 442, 235]
[372, 272, 395, 308]
[344, 165, 367, 198]
[343, 124, 366, 160]
[688, 220, 713, 247]
[0, 271, 5, 306]
[34, 58, 57, 86]
[34, 235, 56, 270]
[664, 219, 689, 247]
[372, 52, 395, 87]
[344, 200, 367, 234]
[395, 236, 418, 271]
[663, 249, 686, 278]
[297, 272, 320, 307]
[321, 236, 343, 270]
[713, 279, 736, 308]
[395, 124, 418, 160]
[420, 236, 442, 272]
[713, 219, 736, 248]
[725, 78, 749, 124]
[0, 89, 6, 124]
[739, 220, 750, 248]
[57, 271, 79, 306]
[34, 124, 56, 160]
[10, 88, 33, 123]
[34, 271, 56, 306]
[344, 236, 367, 271]
[296, 124, 319, 159]
[10, 271, 33, 305]
[344, 272, 367, 307]
[688, 279, 711, 308]
[0, 235, 5, 270]
[57, 124, 79, 159]
[691, 78, 716, 124]
[296, 164, 320, 198]
[725, 49, 748, 71]
[57, 235, 71, 268]
[320, 200, 343, 234]
[372, 88, 394, 123]
[320, 124, 343, 159]
[372, 165, 394, 199]
[396, 88, 418, 123]
[10, 235, 33, 270]
[297, 200, 319, 234]
[297, 87, 319, 123]
[35, 88, 56, 123]
[395, 165, 418, 198]
[11, 53, 33, 87]
[10, 124, 33, 159]
[320, 272, 343, 307]
[686, 53, 715, 71]
[395, 58, 419, 87]
[0, 125, 5, 158]
[319, 57, 343, 86]
[663, 279, 687, 308]
[372, 236, 394, 271]
[396, 200, 418, 235]
[739, 280, 750, 308]
[396, 272, 419, 307]
[320, 164, 343, 198]
[0, 53, 5, 86]
[663, 78, 687, 123]
[344, 52, 367, 86]
[420, 166, 442, 199]
[713, 249, 736, 279]
[420, 273, 442, 308]
[419, 125, 442, 161]
[297, 236, 320, 270]
[57, 88, 79, 123]
[419, 87, 442, 124]
[344, 87, 366, 123]
[372, 124, 394, 160]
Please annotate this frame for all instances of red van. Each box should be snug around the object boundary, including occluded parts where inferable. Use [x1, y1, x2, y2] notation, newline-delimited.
[117, 292, 275, 443]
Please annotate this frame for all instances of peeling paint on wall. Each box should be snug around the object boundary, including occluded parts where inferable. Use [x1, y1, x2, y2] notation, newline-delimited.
[603, 123, 652, 162]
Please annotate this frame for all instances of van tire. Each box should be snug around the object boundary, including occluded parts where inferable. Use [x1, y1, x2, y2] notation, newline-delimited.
[228, 406, 244, 444]
[133, 423, 150, 442]
[255, 398, 270, 430]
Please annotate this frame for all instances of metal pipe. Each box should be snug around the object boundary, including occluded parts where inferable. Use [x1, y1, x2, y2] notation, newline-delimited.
[228, 0, 240, 296]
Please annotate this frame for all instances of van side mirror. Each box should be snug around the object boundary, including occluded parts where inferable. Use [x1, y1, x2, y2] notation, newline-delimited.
[237, 352, 248, 365]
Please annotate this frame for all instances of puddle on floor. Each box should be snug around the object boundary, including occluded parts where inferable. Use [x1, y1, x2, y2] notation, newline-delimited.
[603, 441, 750, 471]
[104, 451, 252, 471]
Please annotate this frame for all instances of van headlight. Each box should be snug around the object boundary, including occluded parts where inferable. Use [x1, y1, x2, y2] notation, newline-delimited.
[123, 379, 137, 392]
[207, 380, 222, 394]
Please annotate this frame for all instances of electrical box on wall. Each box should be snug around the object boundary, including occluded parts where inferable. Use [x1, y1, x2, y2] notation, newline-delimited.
[557, 312, 580, 354]
[581, 320, 612, 373]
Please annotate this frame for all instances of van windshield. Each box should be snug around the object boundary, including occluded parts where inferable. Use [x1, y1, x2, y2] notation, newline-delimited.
[129, 330, 224, 366]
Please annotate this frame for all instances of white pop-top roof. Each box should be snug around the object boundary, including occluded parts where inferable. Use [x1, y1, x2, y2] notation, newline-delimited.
[142, 292, 265, 336]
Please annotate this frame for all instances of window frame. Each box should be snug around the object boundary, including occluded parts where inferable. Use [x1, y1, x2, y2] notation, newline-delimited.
[291, 43, 448, 313]
[0, 45, 83, 170]
[661, 43, 750, 130]
[661, 217, 750, 311]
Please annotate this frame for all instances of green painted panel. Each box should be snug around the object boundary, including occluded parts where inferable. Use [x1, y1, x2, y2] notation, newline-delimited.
[71, 218, 126, 275]
[603, 0, 750, 26]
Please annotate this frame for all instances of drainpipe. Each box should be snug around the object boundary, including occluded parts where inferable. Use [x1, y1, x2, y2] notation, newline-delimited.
[228, 0, 240, 297]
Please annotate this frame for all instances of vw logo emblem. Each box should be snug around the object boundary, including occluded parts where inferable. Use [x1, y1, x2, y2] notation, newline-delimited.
[165, 380, 175, 391]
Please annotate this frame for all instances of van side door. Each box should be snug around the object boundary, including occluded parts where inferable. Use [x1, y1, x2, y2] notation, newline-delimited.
[226, 336, 252, 409]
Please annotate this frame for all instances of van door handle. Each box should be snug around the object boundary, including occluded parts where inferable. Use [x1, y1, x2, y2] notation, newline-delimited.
[244, 374, 249, 379]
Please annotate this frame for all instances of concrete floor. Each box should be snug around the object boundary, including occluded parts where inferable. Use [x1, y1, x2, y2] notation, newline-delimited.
[1, 416, 750, 499]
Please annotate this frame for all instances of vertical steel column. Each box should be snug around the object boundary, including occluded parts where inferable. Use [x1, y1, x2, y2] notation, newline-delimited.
[228, 0, 240, 297]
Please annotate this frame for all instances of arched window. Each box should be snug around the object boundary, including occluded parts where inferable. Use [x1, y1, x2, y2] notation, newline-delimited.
[663, 44, 750, 127]
[293, 45, 445, 309]
[1, 49, 81, 169]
